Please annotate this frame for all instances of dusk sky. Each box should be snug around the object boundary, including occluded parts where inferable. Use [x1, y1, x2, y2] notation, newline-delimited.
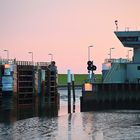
[0, 0, 140, 74]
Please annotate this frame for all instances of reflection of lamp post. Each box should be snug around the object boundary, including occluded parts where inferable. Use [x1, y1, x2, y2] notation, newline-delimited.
[109, 47, 115, 60]
[88, 46, 93, 61]
[126, 49, 132, 60]
[28, 52, 33, 64]
[3, 49, 9, 60]
[48, 53, 53, 62]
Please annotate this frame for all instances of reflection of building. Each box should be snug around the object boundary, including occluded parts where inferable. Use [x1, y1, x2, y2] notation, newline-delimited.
[82, 112, 94, 135]
[102, 31, 140, 83]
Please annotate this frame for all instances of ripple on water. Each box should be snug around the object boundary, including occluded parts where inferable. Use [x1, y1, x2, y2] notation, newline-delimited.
[1, 111, 140, 139]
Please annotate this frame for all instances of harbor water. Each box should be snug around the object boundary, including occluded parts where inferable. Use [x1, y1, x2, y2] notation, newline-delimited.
[1, 89, 140, 140]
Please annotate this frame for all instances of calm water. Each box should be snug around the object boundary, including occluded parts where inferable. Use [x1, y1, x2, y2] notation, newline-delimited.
[0, 89, 140, 140]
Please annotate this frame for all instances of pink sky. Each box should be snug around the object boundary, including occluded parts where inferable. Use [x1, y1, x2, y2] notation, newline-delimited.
[0, 0, 140, 73]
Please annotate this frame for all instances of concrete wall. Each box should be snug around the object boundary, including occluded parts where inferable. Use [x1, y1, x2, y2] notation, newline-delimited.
[103, 62, 140, 83]
[110, 63, 126, 83]
[103, 63, 126, 83]
[133, 48, 140, 63]
[127, 63, 140, 83]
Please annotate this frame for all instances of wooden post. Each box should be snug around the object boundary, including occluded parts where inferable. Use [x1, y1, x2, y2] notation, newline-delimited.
[67, 69, 71, 114]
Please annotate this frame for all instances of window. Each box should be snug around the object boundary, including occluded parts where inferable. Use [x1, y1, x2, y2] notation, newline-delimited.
[118, 36, 138, 42]
[137, 66, 140, 70]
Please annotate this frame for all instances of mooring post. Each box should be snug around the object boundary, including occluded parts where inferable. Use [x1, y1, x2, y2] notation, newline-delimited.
[67, 69, 71, 114]
[72, 74, 76, 103]
[72, 73, 76, 113]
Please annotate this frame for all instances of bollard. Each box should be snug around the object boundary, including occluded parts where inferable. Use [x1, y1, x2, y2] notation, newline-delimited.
[67, 69, 71, 114]
[72, 74, 76, 103]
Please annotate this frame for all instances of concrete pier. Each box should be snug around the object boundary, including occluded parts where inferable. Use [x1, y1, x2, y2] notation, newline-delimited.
[80, 83, 140, 111]
[0, 59, 59, 116]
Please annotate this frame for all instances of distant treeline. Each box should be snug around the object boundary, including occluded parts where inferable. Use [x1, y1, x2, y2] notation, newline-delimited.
[58, 74, 102, 86]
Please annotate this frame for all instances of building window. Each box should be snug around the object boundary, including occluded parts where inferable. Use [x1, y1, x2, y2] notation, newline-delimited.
[137, 66, 140, 70]
[118, 36, 138, 42]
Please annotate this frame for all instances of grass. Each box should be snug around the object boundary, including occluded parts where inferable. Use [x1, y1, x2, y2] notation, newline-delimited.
[58, 74, 102, 86]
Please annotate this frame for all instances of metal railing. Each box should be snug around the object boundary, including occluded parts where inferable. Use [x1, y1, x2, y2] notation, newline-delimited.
[0, 58, 51, 66]
[104, 58, 131, 64]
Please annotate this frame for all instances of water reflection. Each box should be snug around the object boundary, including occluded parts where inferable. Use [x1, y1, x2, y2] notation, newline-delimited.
[82, 112, 94, 136]
[0, 96, 59, 123]
[93, 131, 104, 140]
[72, 102, 75, 113]
[59, 88, 81, 116]
[1, 89, 140, 139]
[0, 89, 81, 123]
[0, 111, 140, 139]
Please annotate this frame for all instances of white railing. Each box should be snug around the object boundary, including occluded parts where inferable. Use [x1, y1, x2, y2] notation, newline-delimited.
[104, 58, 130, 64]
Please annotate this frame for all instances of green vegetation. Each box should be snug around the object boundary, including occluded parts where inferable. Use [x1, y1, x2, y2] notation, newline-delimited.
[58, 74, 102, 86]
[95, 74, 102, 83]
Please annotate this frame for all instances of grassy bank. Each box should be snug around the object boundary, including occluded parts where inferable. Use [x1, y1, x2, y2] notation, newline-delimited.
[58, 74, 102, 86]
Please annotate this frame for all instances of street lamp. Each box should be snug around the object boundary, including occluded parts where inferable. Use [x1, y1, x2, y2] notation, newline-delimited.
[115, 20, 118, 31]
[3, 49, 9, 60]
[48, 53, 53, 62]
[88, 46, 93, 61]
[28, 52, 33, 64]
[127, 49, 132, 61]
[109, 47, 115, 60]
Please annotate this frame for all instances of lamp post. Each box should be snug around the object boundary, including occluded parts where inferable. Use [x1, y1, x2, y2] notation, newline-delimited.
[87, 46, 93, 83]
[115, 20, 118, 31]
[48, 53, 53, 62]
[127, 49, 132, 61]
[109, 47, 115, 60]
[28, 52, 33, 65]
[88, 46, 93, 61]
[3, 49, 9, 60]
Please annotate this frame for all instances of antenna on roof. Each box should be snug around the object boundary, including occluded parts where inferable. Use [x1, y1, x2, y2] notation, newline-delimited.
[115, 20, 118, 31]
